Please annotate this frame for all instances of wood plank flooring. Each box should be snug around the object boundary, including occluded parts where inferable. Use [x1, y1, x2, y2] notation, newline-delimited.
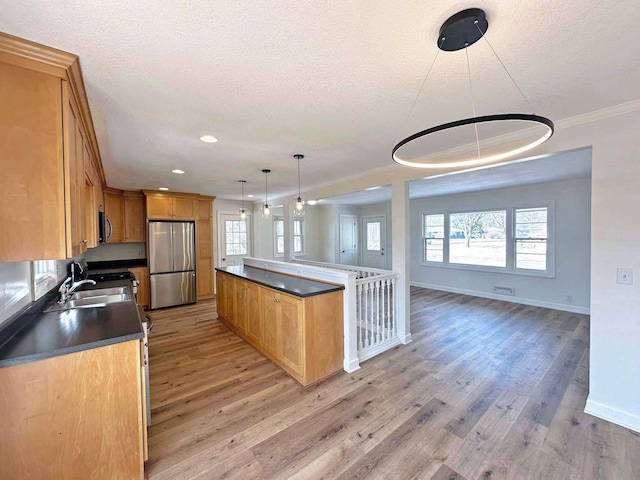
[145, 287, 640, 479]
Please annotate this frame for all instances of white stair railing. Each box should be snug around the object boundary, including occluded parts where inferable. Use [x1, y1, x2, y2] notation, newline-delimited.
[292, 259, 400, 362]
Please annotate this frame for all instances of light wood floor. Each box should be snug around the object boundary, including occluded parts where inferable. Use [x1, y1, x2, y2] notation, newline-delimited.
[145, 288, 640, 479]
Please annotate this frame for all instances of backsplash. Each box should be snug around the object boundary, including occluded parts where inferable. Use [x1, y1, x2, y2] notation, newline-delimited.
[85, 243, 146, 262]
[0, 262, 31, 325]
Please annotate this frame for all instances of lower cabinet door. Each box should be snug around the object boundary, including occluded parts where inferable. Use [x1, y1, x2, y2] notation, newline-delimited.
[260, 287, 278, 355]
[277, 294, 304, 377]
[245, 282, 262, 342]
[235, 280, 248, 332]
[216, 272, 227, 320]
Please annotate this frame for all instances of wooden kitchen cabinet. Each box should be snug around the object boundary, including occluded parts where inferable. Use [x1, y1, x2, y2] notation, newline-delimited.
[144, 192, 198, 220]
[104, 189, 145, 244]
[124, 193, 146, 242]
[0, 341, 145, 479]
[105, 189, 125, 243]
[216, 270, 343, 386]
[0, 33, 106, 262]
[216, 271, 228, 320]
[129, 267, 149, 309]
[196, 198, 215, 300]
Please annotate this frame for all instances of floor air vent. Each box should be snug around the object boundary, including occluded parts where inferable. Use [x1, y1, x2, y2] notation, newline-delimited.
[493, 286, 515, 296]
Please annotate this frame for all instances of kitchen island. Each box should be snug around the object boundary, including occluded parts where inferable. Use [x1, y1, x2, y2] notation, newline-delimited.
[216, 265, 345, 387]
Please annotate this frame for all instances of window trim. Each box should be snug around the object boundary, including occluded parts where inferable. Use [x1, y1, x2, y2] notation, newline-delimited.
[420, 201, 555, 278]
[293, 217, 305, 256]
[273, 216, 284, 258]
[32, 260, 58, 300]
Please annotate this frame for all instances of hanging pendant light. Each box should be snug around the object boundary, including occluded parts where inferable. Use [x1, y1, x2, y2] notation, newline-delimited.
[392, 8, 554, 169]
[238, 180, 247, 219]
[293, 154, 305, 216]
[261, 169, 271, 219]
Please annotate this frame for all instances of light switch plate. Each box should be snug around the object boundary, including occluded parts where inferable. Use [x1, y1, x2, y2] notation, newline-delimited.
[617, 268, 633, 285]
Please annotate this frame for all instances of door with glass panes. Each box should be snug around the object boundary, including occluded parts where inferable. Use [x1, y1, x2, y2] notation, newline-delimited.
[362, 215, 386, 269]
[219, 213, 251, 267]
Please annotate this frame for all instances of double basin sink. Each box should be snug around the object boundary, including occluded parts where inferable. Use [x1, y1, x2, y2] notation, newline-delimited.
[46, 286, 131, 312]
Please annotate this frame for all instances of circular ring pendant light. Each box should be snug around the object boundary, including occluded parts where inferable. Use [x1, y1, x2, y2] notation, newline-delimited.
[392, 8, 554, 169]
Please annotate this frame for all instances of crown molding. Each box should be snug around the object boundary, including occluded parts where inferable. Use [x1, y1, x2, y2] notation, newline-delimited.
[555, 99, 640, 129]
[0, 31, 75, 77]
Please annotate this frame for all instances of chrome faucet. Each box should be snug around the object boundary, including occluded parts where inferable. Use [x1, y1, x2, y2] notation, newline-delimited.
[57, 267, 97, 304]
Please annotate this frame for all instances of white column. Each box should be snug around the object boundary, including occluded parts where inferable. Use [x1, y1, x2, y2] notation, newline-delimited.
[283, 202, 293, 261]
[391, 178, 412, 344]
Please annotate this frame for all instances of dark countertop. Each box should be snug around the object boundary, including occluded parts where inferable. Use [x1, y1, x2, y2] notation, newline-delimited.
[0, 279, 143, 368]
[216, 265, 345, 298]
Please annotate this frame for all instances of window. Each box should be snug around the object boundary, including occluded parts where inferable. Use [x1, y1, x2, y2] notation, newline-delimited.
[449, 210, 506, 267]
[32, 260, 57, 300]
[274, 216, 284, 256]
[366, 222, 381, 251]
[421, 204, 552, 276]
[515, 207, 548, 271]
[293, 218, 305, 254]
[225, 219, 248, 256]
[423, 214, 444, 262]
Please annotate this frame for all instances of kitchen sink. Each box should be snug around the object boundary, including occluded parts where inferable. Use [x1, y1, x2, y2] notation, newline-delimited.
[69, 287, 129, 300]
[45, 286, 132, 312]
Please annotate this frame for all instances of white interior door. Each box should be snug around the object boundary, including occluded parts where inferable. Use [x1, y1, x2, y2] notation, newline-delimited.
[362, 215, 387, 269]
[218, 213, 251, 267]
[339, 214, 357, 265]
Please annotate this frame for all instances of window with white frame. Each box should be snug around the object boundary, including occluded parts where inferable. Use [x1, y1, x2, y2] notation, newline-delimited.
[225, 219, 248, 256]
[514, 207, 548, 271]
[293, 218, 305, 254]
[423, 214, 444, 262]
[32, 260, 58, 300]
[274, 216, 284, 256]
[421, 205, 552, 275]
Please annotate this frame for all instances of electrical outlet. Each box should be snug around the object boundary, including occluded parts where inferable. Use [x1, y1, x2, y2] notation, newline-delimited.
[617, 268, 633, 285]
[564, 294, 573, 302]
[137, 246, 144, 257]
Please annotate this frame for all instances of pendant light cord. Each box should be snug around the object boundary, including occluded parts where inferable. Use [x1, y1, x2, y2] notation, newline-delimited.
[396, 37, 445, 142]
[297, 157, 301, 197]
[241, 182, 245, 210]
[465, 45, 481, 158]
[264, 172, 268, 205]
[475, 22, 534, 113]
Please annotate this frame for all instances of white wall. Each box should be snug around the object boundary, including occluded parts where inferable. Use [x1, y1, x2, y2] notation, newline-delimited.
[410, 178, 591, 313]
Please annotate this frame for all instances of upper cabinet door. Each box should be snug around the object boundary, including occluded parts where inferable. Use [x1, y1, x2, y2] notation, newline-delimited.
[0, 63, 66, 262]
[146, 196, 173, 219]
[105, 192, 124, 243]
[124, 195, 145, 242]
[172, 198, 196, 220]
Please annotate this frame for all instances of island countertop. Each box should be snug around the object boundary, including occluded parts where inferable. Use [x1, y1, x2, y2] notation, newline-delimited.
[0, 279, 143, 368]
[216, 265, 345, 298]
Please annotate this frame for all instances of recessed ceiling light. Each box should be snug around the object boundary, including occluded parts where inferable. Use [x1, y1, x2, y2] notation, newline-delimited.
[365, 186, 381, 191]
[247, 194, 254, 198]
[159, 187, 169, 191]
[171, 169, 185, 174]
[199, 135, 218, 143]
[306, 200, 318, 206]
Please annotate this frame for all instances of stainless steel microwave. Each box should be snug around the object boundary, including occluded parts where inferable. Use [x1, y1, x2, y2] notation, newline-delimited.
[98, 211, 111, 243]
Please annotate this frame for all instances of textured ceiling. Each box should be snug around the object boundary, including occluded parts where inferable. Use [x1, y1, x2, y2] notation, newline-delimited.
[321, 148, 591, 205]
[0, 1, 637, 200]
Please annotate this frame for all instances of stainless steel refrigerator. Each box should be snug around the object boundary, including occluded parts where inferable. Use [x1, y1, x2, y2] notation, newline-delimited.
[149, 221, 196, 309]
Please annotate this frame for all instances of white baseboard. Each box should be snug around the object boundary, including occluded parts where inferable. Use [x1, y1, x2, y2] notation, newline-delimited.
[410, 281, 590, 315]
[358, 337, 402, 363]
[344, 357, 361, 373]
[585, 396, 640, 433]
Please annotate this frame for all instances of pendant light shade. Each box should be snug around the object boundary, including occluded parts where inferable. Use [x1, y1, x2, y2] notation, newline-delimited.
[392, 8, 554, 169]
[238, 180, 247, 220]
[293, 154, 305, 216]
[261, 169, 271, 219]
